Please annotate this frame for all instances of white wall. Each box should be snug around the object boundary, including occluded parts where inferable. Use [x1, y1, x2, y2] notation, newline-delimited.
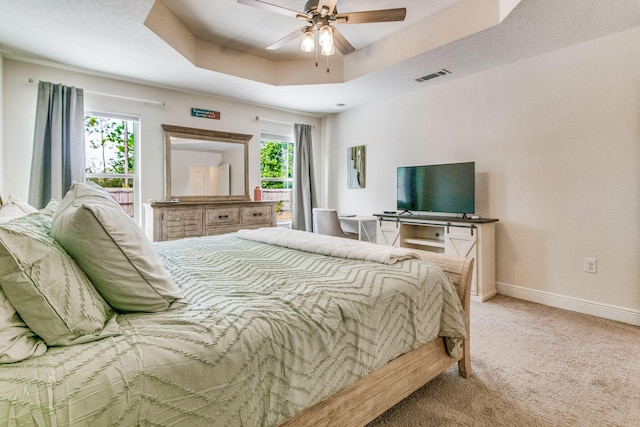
[325, 28, 640, 323]
[0, 53, 3, 197]
[1, 59, 322, 223]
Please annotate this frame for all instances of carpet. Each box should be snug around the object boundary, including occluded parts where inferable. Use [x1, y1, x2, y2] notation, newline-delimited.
[368, 295, 640, 426]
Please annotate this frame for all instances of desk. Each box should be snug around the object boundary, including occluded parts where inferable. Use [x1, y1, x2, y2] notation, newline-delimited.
[338, 216, 377, 242]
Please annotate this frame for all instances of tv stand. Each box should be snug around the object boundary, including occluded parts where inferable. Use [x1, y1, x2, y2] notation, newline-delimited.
[374, 213, 498, 301]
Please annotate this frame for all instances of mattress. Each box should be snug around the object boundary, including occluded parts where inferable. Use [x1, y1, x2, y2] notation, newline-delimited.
[0, 231, 466, 426]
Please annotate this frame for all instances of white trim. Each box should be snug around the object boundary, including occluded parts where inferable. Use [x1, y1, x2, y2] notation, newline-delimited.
[261, 132, 294, 142]
[86, 173, 135, 179]
[496, 282, 640, 326]
[256, 116, 294, 126]
[85, 110, 140, 122]
[256, 116, 315, 128]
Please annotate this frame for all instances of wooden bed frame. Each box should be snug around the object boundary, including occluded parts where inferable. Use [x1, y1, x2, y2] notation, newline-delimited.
[281, 250, 474, 426]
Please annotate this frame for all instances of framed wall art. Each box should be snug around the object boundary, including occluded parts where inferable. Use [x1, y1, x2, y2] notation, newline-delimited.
[347, 145, 365, 189]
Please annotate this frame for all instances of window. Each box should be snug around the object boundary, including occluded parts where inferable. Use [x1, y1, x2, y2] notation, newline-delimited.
[260, 134, 294, 189]
[260, 133, 294, 223]
[84, 113, 139, 219]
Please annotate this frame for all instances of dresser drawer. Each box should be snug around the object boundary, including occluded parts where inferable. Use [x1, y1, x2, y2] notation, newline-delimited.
[165, 208, 202, 223]
[164, 208, 203, 240]
[242, 205, 273, 224]
[148, 201, 277, 242]
[205, 207, 240, 226]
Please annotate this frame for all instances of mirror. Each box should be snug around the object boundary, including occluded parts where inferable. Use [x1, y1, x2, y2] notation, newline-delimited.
[162, 124, 251, 202]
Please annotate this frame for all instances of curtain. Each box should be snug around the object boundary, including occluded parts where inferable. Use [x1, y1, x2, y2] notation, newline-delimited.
[291, 123, 316, 231]
[28, 81, 85, 208]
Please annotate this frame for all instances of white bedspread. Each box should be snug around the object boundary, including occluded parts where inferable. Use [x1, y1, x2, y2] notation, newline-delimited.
[237, 227, 420, 264]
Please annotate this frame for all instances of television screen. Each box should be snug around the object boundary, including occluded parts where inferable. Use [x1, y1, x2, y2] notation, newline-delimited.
[397, 162, 475, 214]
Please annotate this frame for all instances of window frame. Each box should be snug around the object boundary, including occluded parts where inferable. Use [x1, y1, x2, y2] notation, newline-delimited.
[260, 132, 294, 189]
[84, 111, 141, 224]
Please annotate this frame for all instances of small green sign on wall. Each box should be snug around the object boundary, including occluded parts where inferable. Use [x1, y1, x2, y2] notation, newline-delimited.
[191, 108, 220, 120]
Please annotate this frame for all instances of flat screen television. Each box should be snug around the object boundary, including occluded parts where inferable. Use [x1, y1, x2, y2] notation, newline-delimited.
[397, 162, 475, 215]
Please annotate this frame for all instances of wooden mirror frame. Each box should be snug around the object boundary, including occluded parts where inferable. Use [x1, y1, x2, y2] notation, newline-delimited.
[162, 124, 251, 202]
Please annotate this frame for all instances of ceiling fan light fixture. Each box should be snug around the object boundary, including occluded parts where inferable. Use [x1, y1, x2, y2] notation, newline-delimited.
[300, 28, 315, 52]
[245, 0, 407, 61]
[320, 41, 335, 56]
[318, 24, 333, 47]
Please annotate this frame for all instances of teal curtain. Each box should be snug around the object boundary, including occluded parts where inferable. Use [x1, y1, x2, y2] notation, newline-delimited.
[28, 81, 85, 208]
[291, 124, 316, 231]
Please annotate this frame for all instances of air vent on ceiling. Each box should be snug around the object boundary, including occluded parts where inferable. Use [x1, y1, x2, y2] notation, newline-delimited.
[415, 69, 451, 83]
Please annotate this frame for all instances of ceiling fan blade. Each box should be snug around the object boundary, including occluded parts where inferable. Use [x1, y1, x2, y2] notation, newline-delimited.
[332, 27, 355, 55]
[237, 0, 308, 20]
[336, 8, 407, 24]
[317, 0, 338, 16]
[266, 26, 307, 50]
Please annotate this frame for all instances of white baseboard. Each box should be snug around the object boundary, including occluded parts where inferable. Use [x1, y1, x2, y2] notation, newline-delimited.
[496, 282, 640, 326]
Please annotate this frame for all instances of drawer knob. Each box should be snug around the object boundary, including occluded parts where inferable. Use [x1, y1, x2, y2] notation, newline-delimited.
[253, 212, 262, 216]
[219, 214, 229, 219]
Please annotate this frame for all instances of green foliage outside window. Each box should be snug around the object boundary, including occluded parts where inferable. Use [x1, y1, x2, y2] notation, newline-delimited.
[84, 115, 135, 188]
[260, 139, 293, 189]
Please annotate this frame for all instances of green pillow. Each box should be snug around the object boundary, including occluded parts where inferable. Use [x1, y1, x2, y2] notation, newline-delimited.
[0, 287, 47, 363]
[0, 211, 119, 346]
[51, 183, 183, 312]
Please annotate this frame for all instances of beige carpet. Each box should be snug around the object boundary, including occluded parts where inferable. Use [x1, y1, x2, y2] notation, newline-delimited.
[368, 295, 640, 426]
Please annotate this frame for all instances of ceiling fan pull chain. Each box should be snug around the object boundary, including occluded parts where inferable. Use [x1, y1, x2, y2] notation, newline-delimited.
[326, 55, 330, 73]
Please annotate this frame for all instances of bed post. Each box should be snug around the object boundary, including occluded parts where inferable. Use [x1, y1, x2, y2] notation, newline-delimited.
[414, 250, 473, 378]
[457, 257, 473, 378]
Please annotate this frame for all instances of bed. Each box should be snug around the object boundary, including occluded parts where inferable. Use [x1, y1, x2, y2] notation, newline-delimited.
[0, 185, 472, 426]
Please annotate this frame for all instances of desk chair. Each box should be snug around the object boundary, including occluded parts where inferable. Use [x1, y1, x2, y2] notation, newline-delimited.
[312, 208, 359, 240]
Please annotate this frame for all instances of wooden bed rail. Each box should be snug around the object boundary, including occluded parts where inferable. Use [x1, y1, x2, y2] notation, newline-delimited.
[281, 251, 474, 426]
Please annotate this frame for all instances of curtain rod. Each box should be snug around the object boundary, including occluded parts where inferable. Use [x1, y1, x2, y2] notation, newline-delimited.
[255, 116, 314, 128]
[255, 116, 293, 126]
[27, 78, 165, 107]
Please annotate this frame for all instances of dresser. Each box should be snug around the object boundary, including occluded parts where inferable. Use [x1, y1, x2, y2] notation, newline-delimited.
[145, 201, 278, 242]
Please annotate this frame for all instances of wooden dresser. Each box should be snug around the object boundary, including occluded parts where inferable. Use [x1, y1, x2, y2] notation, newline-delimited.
[145, 201, 278, 242]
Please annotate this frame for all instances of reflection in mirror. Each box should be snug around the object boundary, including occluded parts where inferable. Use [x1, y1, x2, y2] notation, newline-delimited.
[162, 125, 251, 202]
[170, 138, 243, 196]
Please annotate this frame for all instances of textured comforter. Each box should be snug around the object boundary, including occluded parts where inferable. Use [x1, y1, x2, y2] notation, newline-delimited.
[0, 230, 466, 426]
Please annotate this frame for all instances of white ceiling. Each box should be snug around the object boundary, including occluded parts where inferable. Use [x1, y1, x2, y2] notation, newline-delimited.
[0, 0, 639, 116]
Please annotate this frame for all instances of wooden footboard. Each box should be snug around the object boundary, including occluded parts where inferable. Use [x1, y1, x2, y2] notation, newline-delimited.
[281, 251, 473, 427]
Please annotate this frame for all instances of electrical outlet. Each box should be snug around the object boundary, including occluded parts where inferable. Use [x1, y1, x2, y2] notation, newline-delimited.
[584, 258, 597, 274]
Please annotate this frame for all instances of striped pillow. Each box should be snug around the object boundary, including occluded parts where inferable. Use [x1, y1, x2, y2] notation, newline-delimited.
[51, 183, 183, 313]
[0, 211, 120, 346]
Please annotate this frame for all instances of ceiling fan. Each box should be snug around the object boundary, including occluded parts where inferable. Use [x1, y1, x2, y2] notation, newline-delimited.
[237, 0, 407, 57]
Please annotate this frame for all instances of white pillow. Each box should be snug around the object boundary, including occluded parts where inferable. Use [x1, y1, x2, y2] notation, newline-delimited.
[5, 195, 38, 214]
[0, 288, 47, 363]
[0, 195, 38, 223]
[51, 183, 183, 312]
